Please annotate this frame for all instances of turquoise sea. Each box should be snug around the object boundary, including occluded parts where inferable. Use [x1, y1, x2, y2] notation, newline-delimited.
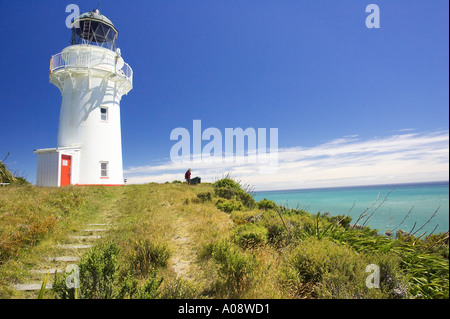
[254, 182, 449, 235]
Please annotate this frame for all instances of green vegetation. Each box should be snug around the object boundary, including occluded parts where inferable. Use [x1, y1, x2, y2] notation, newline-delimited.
[200, 239, 257, 297]
[0, 176, 448, 299]
[0, 160, 16, 184]
[0, 186, 86, 262]
[0, 157, 30, 186]
[52, 241, 165, 299]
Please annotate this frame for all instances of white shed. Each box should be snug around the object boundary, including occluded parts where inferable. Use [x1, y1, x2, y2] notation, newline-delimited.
[34, 146, 81, 187]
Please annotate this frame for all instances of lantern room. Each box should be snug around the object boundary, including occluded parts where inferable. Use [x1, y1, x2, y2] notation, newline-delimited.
[70, 9, 118, 51]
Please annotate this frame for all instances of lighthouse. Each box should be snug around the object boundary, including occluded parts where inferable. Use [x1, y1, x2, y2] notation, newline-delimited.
[34, 9, 132, 186]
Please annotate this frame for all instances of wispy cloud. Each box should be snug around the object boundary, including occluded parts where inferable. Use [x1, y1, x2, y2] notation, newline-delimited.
[124, 130, 449, 191]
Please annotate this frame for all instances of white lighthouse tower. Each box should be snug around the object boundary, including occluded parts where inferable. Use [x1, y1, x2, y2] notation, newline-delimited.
[34, 9, 132, 186]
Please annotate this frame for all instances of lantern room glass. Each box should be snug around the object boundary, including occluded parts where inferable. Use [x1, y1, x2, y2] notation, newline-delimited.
[71, 16, 118, 51]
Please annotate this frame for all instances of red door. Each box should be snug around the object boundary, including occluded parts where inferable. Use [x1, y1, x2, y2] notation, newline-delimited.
[60, 155, 72, 186]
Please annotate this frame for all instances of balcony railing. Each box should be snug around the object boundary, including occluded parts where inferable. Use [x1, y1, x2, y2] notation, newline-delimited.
[50, 50, 133, 84]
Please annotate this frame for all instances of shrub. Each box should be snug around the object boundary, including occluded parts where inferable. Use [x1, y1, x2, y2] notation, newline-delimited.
[281, 238, 363, 298]
[215, 187, 255, 208]
[259, 211, 312, 246]
[129, 239, 171, 276]
[12, 176, 30, 185]
[197, 192, 212, 203]
[233, 223, 268, 248]
[0, 160, 16, 184]
[425, 232, 449, 259]
[216, 199, 243, 213]
[53, 242, 121, 299]
[213, 178, 242, 191]
[53, 242, 165, 299]
[331, 215, 353, 229]
[399, 248, 448, 299]
[202, 240, 257, 293]
[214, 187, 236, 200]
[133, 272, 164, 299]
[369, 252, 409, 299]
[231, 210, 263, 225]
[213, 177, 256, 209]
[264, 218, 289, 246]
[281, 238, 407, 298]
[237, 191, 256, 209]
[257, 199, 277, 210]
[160, 277, 200, 299]
[258, 212, 291, 247]
[116, 271, 163, 299]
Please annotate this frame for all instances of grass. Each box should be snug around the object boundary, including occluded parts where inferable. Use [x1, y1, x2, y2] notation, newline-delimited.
[0, 178, 448, 299]
[0, 185, 86, 262]
[0, 185, 122, 298]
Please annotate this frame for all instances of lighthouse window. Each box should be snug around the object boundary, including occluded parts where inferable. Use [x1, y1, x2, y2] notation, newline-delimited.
[100, 107, 108, 122]
[100, 162, 109, 177]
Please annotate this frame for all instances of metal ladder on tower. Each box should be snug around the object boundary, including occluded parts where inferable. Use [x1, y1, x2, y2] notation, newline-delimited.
[82, 20, 91, 44]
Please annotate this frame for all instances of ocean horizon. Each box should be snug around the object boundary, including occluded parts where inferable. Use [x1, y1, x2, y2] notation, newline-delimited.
[254, 181, 449, 235]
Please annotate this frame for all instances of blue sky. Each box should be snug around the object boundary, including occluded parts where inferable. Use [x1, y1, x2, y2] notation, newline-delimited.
[0, 0, 448, 190]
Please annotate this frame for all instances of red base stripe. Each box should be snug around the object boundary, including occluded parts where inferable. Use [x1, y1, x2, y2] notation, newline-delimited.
[75, 184, 123, 186]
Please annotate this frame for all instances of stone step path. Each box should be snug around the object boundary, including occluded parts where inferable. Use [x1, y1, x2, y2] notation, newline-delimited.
[86, 224, 112, 226]
[14, 283, 53, 291]
[70, 235, 104, 240]
[13, 223, 114, 292]
[31, 268, 64, 274]
[56, 244, 93, 249]
[45, 256, 81, 262]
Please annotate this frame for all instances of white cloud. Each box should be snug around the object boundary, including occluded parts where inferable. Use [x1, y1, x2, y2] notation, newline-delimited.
[124, 130, 449, 191]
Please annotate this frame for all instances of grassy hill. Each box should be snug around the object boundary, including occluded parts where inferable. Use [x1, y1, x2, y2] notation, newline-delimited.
[0, 179, 448, 299]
